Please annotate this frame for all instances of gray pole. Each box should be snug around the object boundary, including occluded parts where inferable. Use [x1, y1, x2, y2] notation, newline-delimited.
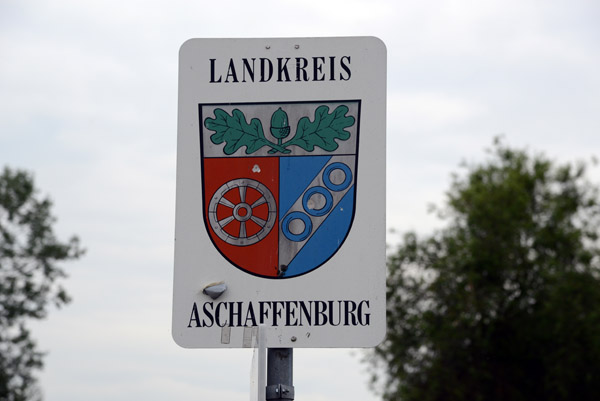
[266, 348, 295, 400]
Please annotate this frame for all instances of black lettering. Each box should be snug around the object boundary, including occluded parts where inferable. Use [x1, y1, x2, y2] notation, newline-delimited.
[285, 301, 298, 326]
[313, 57, 325, 81]
[242, 58, 256, 82]
[225, 59, 238, 83]
[340, 56, 351, 81]
[215, 302, 228, 327]
[260, 58, 273, 82]
[244, 302, 257, 327]
[209, 59, 222, 83]
[358, 300, 371, 326]
[295, 57, 309, 81]
[314, 301, 328, 326]
[329, 56, 336, 81]
[210, 56, 352, 84]
[344, 300, 358, 326]
[299, 301, 312, 326]
[188, 302, 201, 327]
[229, 301, 243, 327]
[202, 302, 214, 327]
[259, 301, 271, 325]
[328, 300, 342, 326]
[272, 301, 284, 326]
[277, 58, 291, 82]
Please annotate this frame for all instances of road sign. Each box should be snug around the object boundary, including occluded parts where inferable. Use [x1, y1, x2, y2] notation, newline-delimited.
[173, 37, 386, 348]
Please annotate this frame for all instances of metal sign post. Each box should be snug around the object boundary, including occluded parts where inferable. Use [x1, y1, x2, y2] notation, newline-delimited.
[251, 328, 294, 400]
[266, 348, 294, 400]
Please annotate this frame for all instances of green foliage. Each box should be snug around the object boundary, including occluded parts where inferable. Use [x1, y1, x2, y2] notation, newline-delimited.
[285, 105, 354, 152]
[371, 139, 600, 401]
[205, 109, 282, 155]
[204, 105, 354, 154]
[0, 167, 83, 401]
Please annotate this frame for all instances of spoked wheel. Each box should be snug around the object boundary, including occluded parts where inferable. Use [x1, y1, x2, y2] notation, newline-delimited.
[207, 178, 277, 246]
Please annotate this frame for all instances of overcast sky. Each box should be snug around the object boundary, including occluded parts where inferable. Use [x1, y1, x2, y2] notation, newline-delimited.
[1, 0, 599, 400]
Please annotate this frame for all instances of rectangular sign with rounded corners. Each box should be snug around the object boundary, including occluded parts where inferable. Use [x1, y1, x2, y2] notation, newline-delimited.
[173, 37, 386, 348]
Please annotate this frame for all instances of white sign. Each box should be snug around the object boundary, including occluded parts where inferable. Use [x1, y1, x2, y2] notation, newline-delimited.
[173, 37, 386, 348]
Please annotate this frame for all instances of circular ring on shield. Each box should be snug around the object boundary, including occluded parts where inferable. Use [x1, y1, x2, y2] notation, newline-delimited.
[282, 211, 313, 242]
[302, 186, 334, 217]
[323, 162, 353, 192]
[208, 178, 277, 246]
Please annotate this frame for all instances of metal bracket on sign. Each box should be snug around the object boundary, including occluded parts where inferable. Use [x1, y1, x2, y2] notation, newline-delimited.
[266, 384, 295, 400]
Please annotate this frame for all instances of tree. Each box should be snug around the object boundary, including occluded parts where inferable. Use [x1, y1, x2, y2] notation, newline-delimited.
[370, 139, 600, 401]
[0, 167, 83, 401]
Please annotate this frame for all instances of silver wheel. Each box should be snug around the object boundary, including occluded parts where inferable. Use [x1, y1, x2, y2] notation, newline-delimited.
[208, 178, 277, 246]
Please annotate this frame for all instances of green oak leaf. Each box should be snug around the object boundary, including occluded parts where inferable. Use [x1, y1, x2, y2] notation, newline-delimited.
[285, 105, 355, 152]
[205, 109, 281, 155]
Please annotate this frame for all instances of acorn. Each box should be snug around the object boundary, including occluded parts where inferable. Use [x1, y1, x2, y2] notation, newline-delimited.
[270, 108, 291, 140]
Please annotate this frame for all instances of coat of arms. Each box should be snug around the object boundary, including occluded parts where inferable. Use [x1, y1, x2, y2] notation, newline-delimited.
[200, 100, 360, 279]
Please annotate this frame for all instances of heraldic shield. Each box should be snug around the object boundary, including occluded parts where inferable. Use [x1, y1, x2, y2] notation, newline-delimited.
[200, 100, 360, 279]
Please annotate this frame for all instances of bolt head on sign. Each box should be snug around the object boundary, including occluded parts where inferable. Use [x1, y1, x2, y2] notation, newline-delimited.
[173, 37, 386, 348]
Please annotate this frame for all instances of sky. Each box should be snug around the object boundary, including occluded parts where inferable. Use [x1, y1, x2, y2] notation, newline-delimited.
[1, 0, 599, 400]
